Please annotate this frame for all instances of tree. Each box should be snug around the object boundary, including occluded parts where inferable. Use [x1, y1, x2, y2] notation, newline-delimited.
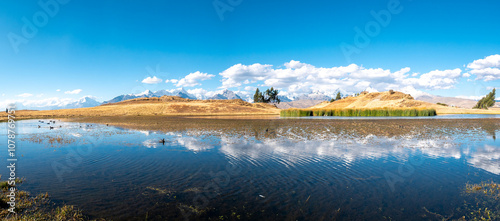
[473, 89, 496, 109]
[253, 88, 264, 103]
[335, 92, 342, 101]
[264, 87, 281, 104]
[254, 87, 280, 104]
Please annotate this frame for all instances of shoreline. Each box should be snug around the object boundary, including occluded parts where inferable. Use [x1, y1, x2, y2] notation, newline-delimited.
[3, 111, 500, 123]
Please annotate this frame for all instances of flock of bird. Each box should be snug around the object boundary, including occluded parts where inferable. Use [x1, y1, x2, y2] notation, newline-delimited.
[37, 120, 98, 130]
[37, 120, 60, 130]
[37, 120, 169, 145]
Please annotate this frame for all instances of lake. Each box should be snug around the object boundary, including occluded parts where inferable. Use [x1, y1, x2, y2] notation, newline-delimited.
[1, 116, 500, 220]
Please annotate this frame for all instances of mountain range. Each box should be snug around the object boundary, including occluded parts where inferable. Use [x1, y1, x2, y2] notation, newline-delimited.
[103, 88, 197, 104]
[11, 88, 495, 110]
[207, 90, 242, 100]
[13, 96, 101, 110]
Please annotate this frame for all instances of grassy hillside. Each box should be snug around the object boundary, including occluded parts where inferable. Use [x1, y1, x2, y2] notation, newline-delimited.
[0, 96, 280, 122]
[294, 91, 500, 116]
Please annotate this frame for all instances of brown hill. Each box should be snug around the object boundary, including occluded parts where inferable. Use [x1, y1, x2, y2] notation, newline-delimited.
[308, 91, 500, 115]
[0, 96, 280, 121]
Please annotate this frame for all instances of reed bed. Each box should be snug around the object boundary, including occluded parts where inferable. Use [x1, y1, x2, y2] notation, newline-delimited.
[280, 108, 437, 117]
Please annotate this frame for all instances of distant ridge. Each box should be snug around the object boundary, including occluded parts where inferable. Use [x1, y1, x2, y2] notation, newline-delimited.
[104, 88, 196, 104]
[208, 89, 242, 100]
[415, 95, 478, 109]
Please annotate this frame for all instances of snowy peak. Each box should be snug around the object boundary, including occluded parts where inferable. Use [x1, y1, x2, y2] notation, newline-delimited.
[135, 90, 153, 96]
[295, 91, 332, 101]
[62, 96, 101, 109]
[104, 89, 197, 104]
[208, 90, 242, 100]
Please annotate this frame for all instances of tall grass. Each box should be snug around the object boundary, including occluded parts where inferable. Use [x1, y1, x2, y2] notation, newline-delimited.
[280, 108, 437, 117]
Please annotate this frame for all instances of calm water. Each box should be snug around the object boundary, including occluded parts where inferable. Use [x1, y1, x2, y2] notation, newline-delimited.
[1, 118, 500, 220]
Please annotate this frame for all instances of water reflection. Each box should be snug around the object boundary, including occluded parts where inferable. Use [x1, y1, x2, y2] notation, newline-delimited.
[1, 119, 499, 220]
[468, 144, 500, 174]
[133, 126, 499, 175]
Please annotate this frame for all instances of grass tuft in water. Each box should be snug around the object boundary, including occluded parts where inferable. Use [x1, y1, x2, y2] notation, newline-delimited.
[280, 108, 437, 117]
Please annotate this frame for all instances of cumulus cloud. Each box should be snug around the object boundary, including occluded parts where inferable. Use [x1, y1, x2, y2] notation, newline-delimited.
[141, 76, 163, 84]
[175, 71, 214, 87]
[65, 89, 82, 94]
[165, 79, 178, 83]
[402, 68, 462, 90]
[467, 54, 500, 81]
[186, 88, 210, 100]
[244, 86, 256, 91]
[17, 93, 33, 98]
[219, 60, 463, 97]
[56, 89, 61, 92]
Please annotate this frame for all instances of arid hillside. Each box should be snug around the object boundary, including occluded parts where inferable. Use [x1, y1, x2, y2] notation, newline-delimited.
[309, 91, 500, 115]
[0, 96, 280, 121]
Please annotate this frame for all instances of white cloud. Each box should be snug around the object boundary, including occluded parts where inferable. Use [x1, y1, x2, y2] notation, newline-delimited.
[402, 68, 462, 90]
[141, 76, 163, 84]
[218, 60, 463, 97]
[186, 88, 209, 100]
[244, 86, 256, 91]
[220, 63, 274, 88]
[0, 97, 73, 110]
[56, 89, 61, 92]
[467, 54, 500, 69]
[455, 95, 483, 100]
[0, 95, 100, 110]
[17, 93, 33, 98]
[463, 73, 471, 78]
[175, 71, 215, 87]
[399, 86, 431, 98]
[65, 89, 82, 94]
[467, 54, 500, 81]
[165, 79, 179, 84]
[36, 94, 44, 98]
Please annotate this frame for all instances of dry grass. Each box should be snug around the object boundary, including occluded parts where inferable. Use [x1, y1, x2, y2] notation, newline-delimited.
[311, 91, 500, 115]
[1, 92, 499, 122]
[0, 96, 280, 122]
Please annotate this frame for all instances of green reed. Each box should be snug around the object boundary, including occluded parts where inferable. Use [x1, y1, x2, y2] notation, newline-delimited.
[280, 108, 437, 117]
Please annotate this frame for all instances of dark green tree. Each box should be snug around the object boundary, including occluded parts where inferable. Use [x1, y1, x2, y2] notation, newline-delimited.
[254, 87, 280, 103]
[473, 89, 496, 109]
[253, 88, 263, 103]
[335, 92, 342, 100]
[264, 87, 281, 104]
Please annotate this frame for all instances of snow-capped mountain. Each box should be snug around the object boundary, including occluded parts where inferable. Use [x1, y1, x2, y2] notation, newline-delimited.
[11, 96, 102, 110]
[208, 89, 242, 100]
[294, 91, 332, 101]
[61, 96, 101, 109]
[277, 95, 293, 102]
[104, 88, 197, 104]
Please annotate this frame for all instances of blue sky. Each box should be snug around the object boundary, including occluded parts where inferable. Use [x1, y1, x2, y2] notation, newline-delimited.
[0, 0, 499, 107]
